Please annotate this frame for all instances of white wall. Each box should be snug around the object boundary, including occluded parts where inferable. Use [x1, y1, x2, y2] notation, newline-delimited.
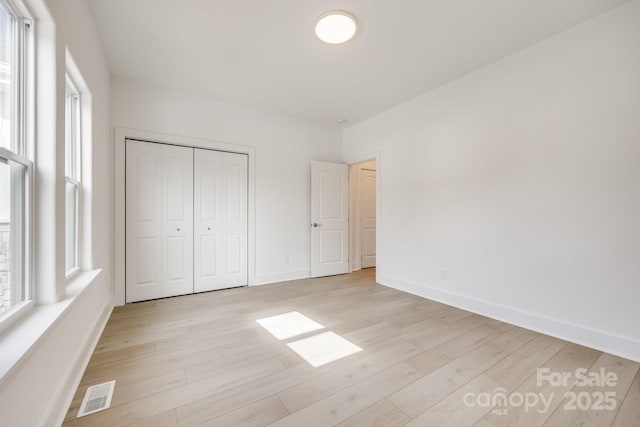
[0, 0, 113, 425]
[343, 1, 640, 361]
[111, 77, 342, 289]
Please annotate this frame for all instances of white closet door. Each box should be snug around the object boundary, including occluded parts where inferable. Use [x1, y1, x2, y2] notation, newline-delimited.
[125, 140, 163, 303]
[194, 149, 224, 292]
[162, 144, 194, 298]
[222, 153, 248, 287]
[127, 142, 246, 302]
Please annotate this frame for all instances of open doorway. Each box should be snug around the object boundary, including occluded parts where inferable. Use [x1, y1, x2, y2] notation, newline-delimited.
[349, 159, 376, 272]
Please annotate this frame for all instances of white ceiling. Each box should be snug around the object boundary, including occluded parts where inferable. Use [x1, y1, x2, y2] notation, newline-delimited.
[88, 0, 629, 127]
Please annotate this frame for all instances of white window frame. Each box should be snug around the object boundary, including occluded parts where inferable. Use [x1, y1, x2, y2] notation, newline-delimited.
[64, 75, 81, 278]
[0, 148, 32, 302]
[0, 0, 33, 328]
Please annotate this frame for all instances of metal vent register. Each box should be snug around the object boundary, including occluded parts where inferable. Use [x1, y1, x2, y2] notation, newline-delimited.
[77, 380, 116, 417]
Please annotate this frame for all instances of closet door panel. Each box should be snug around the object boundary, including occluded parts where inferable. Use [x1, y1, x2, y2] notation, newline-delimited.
[194, 149, 224, 292]
[162, 145, 194, 298]
[200, 236, 218, 277]
[222, 153, 248, 287]
[125, 140, 163, 303]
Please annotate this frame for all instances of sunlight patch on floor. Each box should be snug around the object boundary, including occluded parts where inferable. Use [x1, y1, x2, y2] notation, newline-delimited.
[256, 311, 324, 340]
[287, 331, 363, 367]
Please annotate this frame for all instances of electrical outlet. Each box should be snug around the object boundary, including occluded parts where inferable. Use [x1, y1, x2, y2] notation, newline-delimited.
[440, 269, 448, 280]
[284, 255, 290, 265]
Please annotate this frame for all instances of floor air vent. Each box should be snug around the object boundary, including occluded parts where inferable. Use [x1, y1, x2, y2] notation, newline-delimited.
[77, 380, 116, 417]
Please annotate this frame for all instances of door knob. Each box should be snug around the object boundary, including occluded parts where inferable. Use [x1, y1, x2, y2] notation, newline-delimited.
[207, 227, 211, 231]
[177, 228, 181, 232]
[312, 223, 322, 228]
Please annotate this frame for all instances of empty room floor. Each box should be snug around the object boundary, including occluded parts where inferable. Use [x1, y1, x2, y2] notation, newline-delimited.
[62, 269, 640, 426]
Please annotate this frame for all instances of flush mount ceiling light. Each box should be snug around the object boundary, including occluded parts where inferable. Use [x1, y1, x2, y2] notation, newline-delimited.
[315, 11, 358, 44]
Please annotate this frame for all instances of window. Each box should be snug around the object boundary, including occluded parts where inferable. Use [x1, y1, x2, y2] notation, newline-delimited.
[0, 0, 31, 318]
[65, 78, 80, 275]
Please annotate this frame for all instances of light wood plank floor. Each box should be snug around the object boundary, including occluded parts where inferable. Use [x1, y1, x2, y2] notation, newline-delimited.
[63, 269, 639, 426]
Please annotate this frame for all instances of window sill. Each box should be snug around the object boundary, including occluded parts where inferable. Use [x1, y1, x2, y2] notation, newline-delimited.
[0, 268, 102, 383]
[65, 266, 81, 283]
[0, 300, 35, 335]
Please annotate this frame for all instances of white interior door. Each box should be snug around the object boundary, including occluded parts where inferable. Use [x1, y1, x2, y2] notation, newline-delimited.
[194, 149, 223, 292]
[222, 152, 248, 287]
[125, 140, 163, 303]
[161, 144, 194, 298]
[194, 150, 248, 291]
[360, 168, 376, 268]
[311, 161, 349, 277]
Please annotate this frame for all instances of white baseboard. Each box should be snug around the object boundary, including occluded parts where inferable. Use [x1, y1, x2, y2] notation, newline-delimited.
[251, 270, 310, 286]
[49, 303, 113, 427]
[378, 274, 640, 363]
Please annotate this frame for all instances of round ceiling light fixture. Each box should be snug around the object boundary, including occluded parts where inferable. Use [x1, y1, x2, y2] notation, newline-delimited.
[314, 11, 358, 44]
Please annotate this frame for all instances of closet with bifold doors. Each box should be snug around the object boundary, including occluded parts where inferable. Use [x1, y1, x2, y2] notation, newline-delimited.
[125, 139, 248, 303]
